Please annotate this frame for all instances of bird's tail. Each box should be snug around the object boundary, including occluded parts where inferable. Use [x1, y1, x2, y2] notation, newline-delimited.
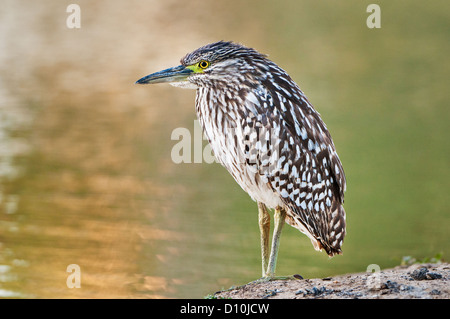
[318, 203, 346, 257]
[285, 202, 346, 257]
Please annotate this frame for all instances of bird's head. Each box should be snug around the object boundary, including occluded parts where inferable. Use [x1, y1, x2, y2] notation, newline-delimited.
[136, 41, 267, 89]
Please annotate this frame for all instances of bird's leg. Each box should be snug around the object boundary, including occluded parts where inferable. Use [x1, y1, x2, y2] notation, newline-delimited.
[257, 202, 270, 277]
[266, 206, 286, 278]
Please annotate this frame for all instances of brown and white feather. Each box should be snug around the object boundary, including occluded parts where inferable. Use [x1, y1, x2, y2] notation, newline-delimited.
[184, 41, 346, 256]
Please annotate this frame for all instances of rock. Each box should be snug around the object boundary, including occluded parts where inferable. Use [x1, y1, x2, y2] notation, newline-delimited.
[213, 263, 449, 299]
[410, 267, 443, 280]
[410, 268, 429, 280]
[426, 272, 442, 280]
[381, 280, 400, 292]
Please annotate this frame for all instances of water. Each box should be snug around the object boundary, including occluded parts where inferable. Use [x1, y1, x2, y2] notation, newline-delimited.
[0, 1, 448, 298]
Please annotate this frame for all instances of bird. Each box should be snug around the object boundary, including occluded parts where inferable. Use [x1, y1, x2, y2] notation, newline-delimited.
[136, 41, 346, 279]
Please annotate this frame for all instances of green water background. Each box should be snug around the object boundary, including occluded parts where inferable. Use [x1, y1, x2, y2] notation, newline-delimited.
[0, 0, 448, 298]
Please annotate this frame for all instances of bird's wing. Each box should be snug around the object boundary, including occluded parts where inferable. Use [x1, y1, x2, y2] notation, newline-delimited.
[241, 71, 346, 255]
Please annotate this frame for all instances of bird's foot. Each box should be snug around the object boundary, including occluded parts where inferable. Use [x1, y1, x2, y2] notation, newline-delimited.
[251, 274, 300, 284]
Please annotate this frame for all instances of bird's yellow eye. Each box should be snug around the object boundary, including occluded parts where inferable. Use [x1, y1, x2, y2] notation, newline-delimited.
[198, 60, 210, 69]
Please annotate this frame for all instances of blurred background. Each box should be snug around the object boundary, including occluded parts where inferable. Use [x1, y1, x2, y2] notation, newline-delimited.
[0, 0, 448, 298]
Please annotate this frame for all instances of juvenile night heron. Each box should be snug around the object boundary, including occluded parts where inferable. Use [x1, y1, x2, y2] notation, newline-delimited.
[136, 41, 346, 278]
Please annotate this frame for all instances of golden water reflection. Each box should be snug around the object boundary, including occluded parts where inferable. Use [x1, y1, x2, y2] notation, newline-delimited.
[0, 1, 449, 298]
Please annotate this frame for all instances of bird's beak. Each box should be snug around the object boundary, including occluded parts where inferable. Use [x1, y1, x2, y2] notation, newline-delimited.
[135, 65, 193, 85]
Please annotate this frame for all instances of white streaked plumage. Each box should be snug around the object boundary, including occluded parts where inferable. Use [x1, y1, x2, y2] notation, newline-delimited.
[182, 42, 347, 256]
[137, 41, 347, 276]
